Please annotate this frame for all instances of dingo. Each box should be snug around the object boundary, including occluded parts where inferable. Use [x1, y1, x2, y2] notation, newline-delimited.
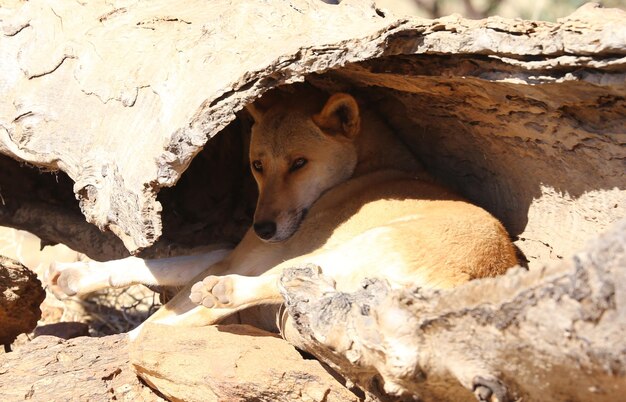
[47, 88, 517, 339]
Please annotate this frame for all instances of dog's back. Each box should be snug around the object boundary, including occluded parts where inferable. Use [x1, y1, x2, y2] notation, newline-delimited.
[275, 169, 516, 292]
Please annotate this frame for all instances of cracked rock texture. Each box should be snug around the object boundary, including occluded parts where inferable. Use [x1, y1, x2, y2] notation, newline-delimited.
[0, 256, 45, 346]
[0, 1, 623, 267]
[1, 324, 355, 402]
[130, 323, 359, 402]
[0, 334, 163, 401]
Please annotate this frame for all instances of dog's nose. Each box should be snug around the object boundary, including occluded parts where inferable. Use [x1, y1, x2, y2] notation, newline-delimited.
[253, 221, 277, 240]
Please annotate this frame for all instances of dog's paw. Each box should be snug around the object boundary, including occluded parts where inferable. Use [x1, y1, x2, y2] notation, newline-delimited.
[189, 275, 233, 308]
[45, 261, 107, 298]
[45, 262, 88, 297]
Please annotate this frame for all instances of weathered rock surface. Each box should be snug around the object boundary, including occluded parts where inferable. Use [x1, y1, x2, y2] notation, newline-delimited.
[1, 1, 623, 268]
[0, 334, 163, 401]
[279, 217, 626, 401]
[1, 322, 359, 401]
[0, 256, 45, 346]
[130, 323, 359, 402]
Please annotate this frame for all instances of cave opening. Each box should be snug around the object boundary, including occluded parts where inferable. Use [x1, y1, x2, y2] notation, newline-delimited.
[155, 56, 623, 271]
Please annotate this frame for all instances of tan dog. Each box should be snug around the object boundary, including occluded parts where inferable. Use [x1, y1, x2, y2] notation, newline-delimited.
[47, 89, 517, 341]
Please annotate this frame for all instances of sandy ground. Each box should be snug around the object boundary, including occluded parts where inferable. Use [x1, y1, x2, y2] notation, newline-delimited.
[0, 226, 159, 342]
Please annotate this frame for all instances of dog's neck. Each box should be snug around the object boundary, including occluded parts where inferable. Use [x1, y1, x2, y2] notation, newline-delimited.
[352, 108, 426, 179]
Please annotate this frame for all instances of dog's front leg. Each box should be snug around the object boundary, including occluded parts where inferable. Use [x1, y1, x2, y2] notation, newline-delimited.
[187, 254, 326, 311]
[46, 247, 231, 297]
[133, 273, 283, 339]
[127, 268, 247, 341]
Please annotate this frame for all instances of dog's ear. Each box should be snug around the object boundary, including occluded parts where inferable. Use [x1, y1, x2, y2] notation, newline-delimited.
[245, 102, 266, 122]
[245, 91, 282, 122]
[312, 93, 360, 139]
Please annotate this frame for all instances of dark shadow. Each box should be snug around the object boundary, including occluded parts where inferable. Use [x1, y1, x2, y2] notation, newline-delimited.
[0, 154, 128, 260]
[147, 116, 257, 258]
[215, 317, 281, 338]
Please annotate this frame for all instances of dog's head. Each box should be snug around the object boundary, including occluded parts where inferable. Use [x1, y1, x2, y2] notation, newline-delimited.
[247, 92, 361, 242]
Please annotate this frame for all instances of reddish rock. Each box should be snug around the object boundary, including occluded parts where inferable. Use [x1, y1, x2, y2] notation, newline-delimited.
[0, 256, 46, 347]
[0, 333, 163, 401]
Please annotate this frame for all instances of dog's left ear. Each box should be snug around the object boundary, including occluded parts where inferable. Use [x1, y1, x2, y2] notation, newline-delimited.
[312, 93, 360, 139]
[245, 90, 283, 122]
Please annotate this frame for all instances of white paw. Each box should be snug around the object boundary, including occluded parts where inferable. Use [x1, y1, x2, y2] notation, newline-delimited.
[45, 261, 106, 297]
[189, 275, 234, 308]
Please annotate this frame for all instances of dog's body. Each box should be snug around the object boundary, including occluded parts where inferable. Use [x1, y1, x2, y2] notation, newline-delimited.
[48, 89, 517, 341]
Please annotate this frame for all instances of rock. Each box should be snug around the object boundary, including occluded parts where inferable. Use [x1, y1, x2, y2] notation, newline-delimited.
[0, 256, 45, 347]
[130, 323, 359, 402]
[34, 322, 90, 340]
[1, 322, 359, 401]
[0, 334, 163, 401]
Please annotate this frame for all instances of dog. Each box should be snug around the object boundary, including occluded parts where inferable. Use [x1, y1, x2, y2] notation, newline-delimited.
[47, 88, 517, 341]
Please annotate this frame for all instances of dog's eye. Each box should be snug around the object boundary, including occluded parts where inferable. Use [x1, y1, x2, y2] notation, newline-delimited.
[290, 157, 307, 172]
[251, 160, 263, 173]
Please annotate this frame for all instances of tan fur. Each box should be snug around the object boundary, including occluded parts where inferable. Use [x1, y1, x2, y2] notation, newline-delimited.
[137, 89, 518, 335]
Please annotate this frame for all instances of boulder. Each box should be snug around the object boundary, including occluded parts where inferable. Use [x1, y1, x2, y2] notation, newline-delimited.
[0, 334, 162, 401]
[130, 323, 360, 402]
[0, 256, 45, 347]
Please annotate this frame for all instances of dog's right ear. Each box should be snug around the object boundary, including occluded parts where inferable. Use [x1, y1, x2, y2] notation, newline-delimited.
[312, 93, 360, 139]
[245, 103, 265, 122]
[245, 91, 281, 122]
